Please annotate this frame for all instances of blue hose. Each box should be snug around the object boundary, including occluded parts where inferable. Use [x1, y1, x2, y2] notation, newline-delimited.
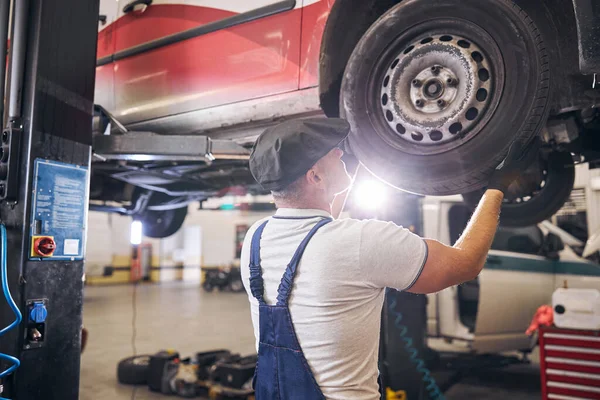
[0, 224, 22, 399]
[388, 293, 445, 400]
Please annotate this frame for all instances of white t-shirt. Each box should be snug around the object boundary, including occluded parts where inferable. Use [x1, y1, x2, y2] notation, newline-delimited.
[240, 208, 428, 400]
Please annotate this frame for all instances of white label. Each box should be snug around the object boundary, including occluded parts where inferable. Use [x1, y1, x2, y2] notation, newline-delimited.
[64, 239, 79, 255]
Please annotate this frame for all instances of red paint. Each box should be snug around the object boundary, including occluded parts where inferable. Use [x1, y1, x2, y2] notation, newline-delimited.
[545, 349, 600, 362]
[540, 326, 549, 400]
[548, 386, 600, 399]
[33, 237, 56, 257]
[97, 24, 116, 59]
[547, 373, 600, 387]
[539, 326, 600, 400]
[545, 336, 600, 349]
[113, 5, 235, 52]
[94, 2, 336, 122]
[110, 4, 303, 120]
[299, 0, 334, 89]
[545, 361, 600, 375]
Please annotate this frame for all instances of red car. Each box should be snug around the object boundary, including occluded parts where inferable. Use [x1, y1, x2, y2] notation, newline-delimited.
[92, 0, 600, 237]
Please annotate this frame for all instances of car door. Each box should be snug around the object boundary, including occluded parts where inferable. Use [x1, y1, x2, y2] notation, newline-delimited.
[430, 202, 557, 353]
[473, 251, 556, 352]
[95, 0, 120, 111]
[472, 227, 556, 353]
[553, 252, 600, 291]
[110, 0, 302, 127]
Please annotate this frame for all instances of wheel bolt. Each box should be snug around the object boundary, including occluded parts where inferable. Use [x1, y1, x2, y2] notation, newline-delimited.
[415, 99, 424, 108]
[412, 79, 422, 88]
[446, 78, 458, 87]
[431, 65, 440, 75]
[437, 99, 446, 108]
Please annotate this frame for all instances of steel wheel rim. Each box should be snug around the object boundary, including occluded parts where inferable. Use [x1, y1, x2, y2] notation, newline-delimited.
[368, 20, 504, 156]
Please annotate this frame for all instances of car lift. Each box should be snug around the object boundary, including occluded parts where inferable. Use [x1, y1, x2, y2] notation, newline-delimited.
[0, 2, 251, 398]
[0, 0, 96, 398]
[92, 105, 251, 163]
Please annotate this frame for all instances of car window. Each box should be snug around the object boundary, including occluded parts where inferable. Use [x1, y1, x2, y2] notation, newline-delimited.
[491, 226, 544, 255]
[448, 204, 545, 255]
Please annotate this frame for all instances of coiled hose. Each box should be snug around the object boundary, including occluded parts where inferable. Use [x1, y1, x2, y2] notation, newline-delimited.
[0, 224, 22, 400]
[388, 292, 445, 400]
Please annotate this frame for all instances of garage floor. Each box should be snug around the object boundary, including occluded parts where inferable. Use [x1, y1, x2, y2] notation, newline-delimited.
[80, 283, 541, 400]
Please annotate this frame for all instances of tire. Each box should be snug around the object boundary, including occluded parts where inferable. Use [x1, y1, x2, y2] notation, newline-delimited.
[463, 151, 575, 227]
[229, 279, 244, 293]
[138, 207, 187, 238]
[341, 0, 550, 196]
[117, 355, 152, 385]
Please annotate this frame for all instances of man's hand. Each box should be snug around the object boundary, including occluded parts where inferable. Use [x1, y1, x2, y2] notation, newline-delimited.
[487, 137, 542, 194]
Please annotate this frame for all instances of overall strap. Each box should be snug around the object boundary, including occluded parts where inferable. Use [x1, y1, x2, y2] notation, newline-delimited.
[276, 218, 332, 306]
[249, 221, 269, 305]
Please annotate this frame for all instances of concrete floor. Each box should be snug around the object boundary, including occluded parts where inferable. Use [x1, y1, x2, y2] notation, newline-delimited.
[80, 283, 256, 400]
[80, 283, 541, 400]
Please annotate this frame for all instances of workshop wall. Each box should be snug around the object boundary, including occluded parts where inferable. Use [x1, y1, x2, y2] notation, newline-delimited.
[183, 209, 270, 266]
[84, 205, 272, 285]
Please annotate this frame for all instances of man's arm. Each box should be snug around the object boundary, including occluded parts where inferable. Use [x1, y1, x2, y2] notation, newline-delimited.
[408, 190, 503, 294]
[408, 137, 541, 294]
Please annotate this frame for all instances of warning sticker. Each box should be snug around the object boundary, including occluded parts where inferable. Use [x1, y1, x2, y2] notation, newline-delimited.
[64, 239, 80, 255]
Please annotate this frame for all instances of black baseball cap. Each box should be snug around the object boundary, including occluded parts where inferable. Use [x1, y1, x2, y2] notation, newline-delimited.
[249, 118, 350, 191]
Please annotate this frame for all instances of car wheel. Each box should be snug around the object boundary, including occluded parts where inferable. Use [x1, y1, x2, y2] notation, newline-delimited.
[138, 207, 187, 239]
[341, 0, 550, 196]
[463, 151, 575, 227]
[117, 355, 151, 385]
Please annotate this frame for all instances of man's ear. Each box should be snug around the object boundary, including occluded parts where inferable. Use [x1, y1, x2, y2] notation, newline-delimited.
[306, 168, 322, 185]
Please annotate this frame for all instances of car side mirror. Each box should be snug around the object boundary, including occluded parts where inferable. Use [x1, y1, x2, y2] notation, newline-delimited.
[543, 233, 564, 259]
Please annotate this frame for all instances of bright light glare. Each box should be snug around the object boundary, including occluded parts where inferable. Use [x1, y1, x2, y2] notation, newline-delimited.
[130, 220, 143, 245]
[354, 180, 387, 211]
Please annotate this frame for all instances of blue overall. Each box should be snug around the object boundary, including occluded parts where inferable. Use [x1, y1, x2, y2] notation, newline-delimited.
[249, 217, 332, 399]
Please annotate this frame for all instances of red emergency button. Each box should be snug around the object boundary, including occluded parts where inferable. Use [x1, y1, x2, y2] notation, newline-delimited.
[33, 237, 56, 257]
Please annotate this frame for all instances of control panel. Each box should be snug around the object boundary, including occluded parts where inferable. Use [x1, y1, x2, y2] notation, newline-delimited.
[29, 159, 88, 260]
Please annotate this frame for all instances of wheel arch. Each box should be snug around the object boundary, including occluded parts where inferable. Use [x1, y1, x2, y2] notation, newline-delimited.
[318, 0, 399, 118]
[569, 0, 600, 74]
[319, 0, 599, 118]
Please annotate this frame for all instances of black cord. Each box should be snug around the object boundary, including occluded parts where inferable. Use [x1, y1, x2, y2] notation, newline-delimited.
[131, 281, 138, 400]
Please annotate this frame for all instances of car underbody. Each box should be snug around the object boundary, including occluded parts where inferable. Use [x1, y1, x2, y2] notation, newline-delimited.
[91, 0, 600, 237]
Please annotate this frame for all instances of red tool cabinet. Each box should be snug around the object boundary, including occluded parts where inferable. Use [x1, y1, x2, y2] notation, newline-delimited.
[539, 326, 600, 399]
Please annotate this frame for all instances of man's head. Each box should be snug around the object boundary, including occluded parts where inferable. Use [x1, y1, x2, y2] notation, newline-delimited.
[249, 118, 353, 209]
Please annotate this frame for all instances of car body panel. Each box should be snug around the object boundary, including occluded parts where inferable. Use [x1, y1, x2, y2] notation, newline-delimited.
[96, 0, 119, 111]
[298, 0, 333, 89]
[473, 251, 555, 352]
[111, 0, 302, 126]
[95, 0, 338, 132]
[423, 196, 600, 354]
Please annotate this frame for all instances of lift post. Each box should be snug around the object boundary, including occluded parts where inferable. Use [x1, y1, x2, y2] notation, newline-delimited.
[0, 0, 99, 399]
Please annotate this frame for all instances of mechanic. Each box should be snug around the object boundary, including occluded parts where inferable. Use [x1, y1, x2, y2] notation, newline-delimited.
[240, 118, 538, 400]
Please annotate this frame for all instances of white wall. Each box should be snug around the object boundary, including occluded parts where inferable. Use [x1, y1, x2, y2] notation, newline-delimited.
[183, 208, 272, 266]
[86, 212, 131, 275]
[84, 205, 273, 276]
